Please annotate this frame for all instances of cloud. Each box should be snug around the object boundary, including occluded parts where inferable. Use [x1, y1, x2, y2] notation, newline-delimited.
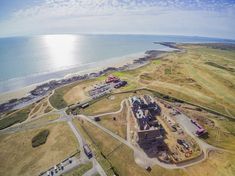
[0, 0, 235, 39]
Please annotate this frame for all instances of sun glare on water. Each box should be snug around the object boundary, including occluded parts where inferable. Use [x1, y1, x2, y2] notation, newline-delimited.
[42, 34, 80, 69]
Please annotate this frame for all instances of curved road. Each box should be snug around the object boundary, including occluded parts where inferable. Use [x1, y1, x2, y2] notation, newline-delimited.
[77, 98, 223, 169]
[0, 97, 225, 171]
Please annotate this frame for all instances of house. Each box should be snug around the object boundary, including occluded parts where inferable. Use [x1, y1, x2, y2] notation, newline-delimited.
[105, 74, 120, 83]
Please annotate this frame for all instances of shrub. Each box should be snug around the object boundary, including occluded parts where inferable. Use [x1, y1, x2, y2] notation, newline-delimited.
[32, 129, 50, 148]
[0, 105, 32, 130]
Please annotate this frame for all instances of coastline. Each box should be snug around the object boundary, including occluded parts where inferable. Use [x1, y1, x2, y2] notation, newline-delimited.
[0, 49, 171, 113]
[0, 52, 147, 102]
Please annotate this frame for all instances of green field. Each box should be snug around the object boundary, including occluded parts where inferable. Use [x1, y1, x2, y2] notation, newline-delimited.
[97, 102, 127, 139]
[62, 162, 92, 176]
[0, 104, 33, 130]
[74, 117, 235, 176]
[49, 79, 99, 109]
[81, 92, 134, 116]
[0, 122, 78, 176]
[74, 119, 187, 176]
[49, 44, 235, 118]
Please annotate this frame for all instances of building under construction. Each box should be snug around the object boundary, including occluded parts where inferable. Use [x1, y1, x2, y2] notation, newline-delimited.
[129, 95, 165, 157]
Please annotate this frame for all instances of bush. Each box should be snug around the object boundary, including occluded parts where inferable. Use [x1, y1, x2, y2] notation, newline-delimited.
[0, 105, 32, 130]
[32, 129, 50, 148]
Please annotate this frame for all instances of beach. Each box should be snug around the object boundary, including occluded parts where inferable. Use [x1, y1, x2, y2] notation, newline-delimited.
[0, 51, 153, 105]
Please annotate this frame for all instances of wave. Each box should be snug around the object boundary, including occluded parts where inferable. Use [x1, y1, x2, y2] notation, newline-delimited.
[0, 51, 148, 94]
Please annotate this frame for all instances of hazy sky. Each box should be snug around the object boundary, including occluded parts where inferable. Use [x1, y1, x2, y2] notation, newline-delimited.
[0, 0, 235, 39]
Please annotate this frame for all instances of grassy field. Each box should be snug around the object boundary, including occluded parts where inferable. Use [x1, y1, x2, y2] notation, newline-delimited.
[81, 92, 134, 116]
[0, 122, 78, 176]
[74, 119, 187, 176]
[49, 80, 87, 109]
[144, 46, 235, 118]
[73, 119, 116, 176]
[178, 104, 235, 151]
[202, 114, 235, 151]
[62, 162, 92, 176]
[0, 104, 33, 130]
[74, 117, 235, 176]
[49, 44, 235, 118]
[97, 103, 127, 139]
[63, 79, 100, 105]
[30, 98, 53, 117]
[49, 79, 101, 109]
[106, 45, 235, 118]
[185, 150, 235, 176]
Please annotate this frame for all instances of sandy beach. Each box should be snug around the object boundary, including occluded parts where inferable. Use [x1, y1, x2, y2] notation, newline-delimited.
[0, 52, 148, 104]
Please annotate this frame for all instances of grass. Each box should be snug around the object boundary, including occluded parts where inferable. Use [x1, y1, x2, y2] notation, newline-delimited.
[81, 92, 134, 116]
[75, 117, 235, 176]
[203, 117, 235, 151]
[49, 88, 68, 109]
[131, 45, 235, 118]
[205, 61, 235, 72]
[49, 44, 235, 118]
[44, 105, 53, 113]
[63, 79, 99, 105]
[178, 104, 235, 151]
[31, 129, 50, 148]
[97, 103, 127, 139]
[49, 80, 87, 109]
[62, 162, 92, 176]
[74, 119, 187, 176]
[0, 104, 32, 130]
[185, 150, 235, 176]
[91, 173, 101, 176]
[73, 119, 116, 176]
[31, 103, 41, 114]
[0, 122, 78, 176]
[49, 79, 101, 109]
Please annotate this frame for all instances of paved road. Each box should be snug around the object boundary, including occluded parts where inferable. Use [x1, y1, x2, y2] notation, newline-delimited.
[78, 109, 223, 169]
[175, 112, 219, 154]
[0, 96, 223, 171]
[66, 115, 107, 176]
[0, 113, 66, 135]
[41, 156, 82, 176]
[78, 114, 178, 169]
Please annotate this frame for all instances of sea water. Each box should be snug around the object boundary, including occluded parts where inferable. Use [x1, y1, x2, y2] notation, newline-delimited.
[0, 34, 233, 93]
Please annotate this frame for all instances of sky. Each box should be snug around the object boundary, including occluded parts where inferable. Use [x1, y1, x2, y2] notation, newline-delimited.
[0, 0, 235, 39]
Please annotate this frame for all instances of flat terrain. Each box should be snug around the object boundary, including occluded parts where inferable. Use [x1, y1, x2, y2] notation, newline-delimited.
[97, 102, 127, 139]
[75, 118, 235, 176]
[1, 43, 235, 176]
[177, 103, 235, 151]
[0, 122, 78, 176]
[62, 162, 93, 176]
[49, 44, 235, 118]
[74, 119, 187, 176]
[186, 150, 235, 176]
[0, 104, 33, 130]
[63, 79, 100, 105]
[110, 45, 235, 118]
[81, 93, 134, 116]
[49, 79, 103, 109]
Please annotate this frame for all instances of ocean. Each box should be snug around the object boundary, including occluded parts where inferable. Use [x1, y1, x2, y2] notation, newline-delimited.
[0, 34, 233, 93]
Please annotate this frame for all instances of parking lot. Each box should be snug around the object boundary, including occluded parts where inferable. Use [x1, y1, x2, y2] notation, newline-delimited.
[40, 156, 81, 176]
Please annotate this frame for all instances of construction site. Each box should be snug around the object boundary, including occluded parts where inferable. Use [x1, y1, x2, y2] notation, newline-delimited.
[128, 94, 202, 163]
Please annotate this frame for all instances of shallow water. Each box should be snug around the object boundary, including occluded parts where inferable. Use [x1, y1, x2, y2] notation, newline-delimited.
[0, 34, 233, 93]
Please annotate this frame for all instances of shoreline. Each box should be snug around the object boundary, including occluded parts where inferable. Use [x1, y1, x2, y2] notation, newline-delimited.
[0, 49, 171, 113]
